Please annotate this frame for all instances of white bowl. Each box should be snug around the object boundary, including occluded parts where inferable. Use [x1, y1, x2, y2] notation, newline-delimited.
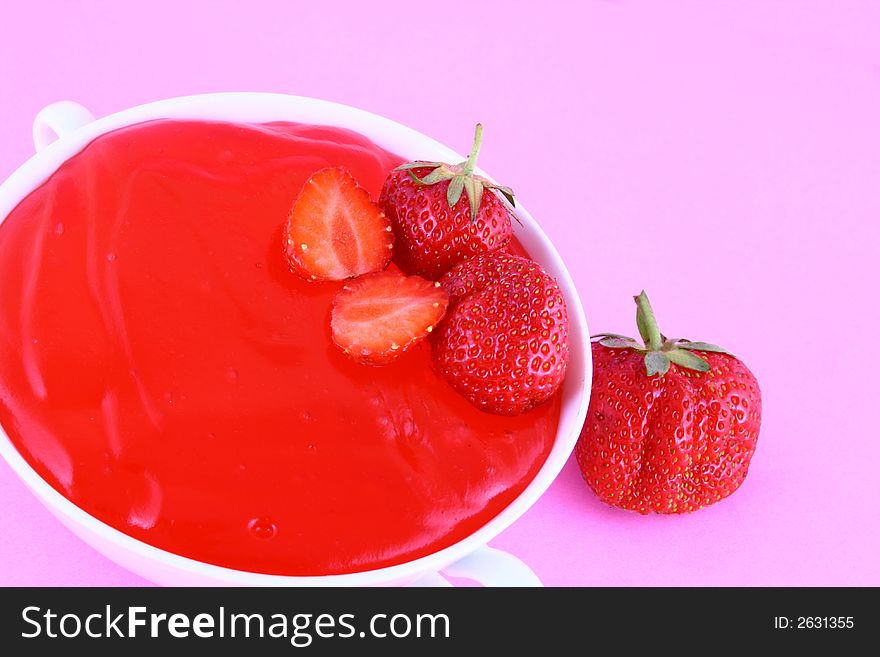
[0, 93, 591, 586]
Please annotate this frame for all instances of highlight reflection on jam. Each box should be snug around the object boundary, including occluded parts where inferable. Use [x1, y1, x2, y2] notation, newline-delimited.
[0, 120, 560, 576]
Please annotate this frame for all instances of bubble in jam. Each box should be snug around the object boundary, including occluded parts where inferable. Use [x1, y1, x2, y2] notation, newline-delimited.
[247, 517, 277, 540]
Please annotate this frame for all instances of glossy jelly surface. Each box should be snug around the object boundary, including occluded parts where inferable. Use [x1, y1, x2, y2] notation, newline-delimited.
[0, 120, 559, 575]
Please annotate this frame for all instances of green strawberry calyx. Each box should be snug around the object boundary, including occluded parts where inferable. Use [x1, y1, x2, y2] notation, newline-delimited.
[394, 123, 516, 221]
[591, 291, 733, 377]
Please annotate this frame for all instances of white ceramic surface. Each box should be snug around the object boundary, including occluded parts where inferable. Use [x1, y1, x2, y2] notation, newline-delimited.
[0, 93, 591, 586]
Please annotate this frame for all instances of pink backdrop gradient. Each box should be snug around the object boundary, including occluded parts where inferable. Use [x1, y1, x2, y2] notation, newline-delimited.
[1, 1, 878, 586]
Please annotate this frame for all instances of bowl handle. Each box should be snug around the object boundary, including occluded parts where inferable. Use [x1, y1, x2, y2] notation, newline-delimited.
[33, 101, 95, 152]
[412, 545, 542, 587]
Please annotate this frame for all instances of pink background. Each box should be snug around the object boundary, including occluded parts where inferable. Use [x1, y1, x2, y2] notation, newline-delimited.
[1, 1, 878, 586]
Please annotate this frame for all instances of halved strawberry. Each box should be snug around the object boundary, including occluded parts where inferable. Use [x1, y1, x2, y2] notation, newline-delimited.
[331, 271, 449, 365]
[286, 167, 393, 281]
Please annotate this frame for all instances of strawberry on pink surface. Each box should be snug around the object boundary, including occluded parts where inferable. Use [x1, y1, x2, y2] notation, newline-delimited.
[433, 252, 569, 416]
[286, 167, 393, 281]
[331, 270, 449, 365]
[379, 124, 514, 279]
[576, 292, 762, 514]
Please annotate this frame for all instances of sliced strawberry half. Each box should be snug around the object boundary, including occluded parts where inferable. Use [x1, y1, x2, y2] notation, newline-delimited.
[331, 271, 449, 365]
[286, 167, 393, 281]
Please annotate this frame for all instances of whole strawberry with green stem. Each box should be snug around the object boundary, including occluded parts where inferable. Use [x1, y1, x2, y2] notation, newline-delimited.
[576, 291, 762, 514]
[379, 124, 515, 279]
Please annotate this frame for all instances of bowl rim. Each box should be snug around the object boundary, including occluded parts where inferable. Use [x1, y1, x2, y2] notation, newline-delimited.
[0, 92, 592, 585]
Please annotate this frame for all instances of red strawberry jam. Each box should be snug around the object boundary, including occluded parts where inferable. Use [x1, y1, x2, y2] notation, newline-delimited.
[0, 120, 560, 575]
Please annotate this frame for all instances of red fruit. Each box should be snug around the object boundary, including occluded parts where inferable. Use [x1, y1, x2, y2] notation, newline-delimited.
[286, 167, 393, 281]
[379, 124, 514, 279]
[433, 252, 569, 416]
[575, 292, 762, 514]
[331, 270, 449, 365]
